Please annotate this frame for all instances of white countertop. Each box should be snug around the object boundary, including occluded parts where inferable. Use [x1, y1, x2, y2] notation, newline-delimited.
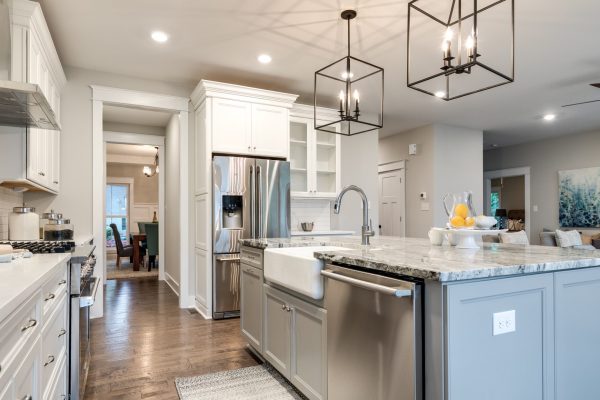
[291, 230, 355, 237]
[75, 235, 94, 246]
[0, 253, 70, 321]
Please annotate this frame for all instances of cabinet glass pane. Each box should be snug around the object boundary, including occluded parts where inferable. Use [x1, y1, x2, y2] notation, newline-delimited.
[315, 128, 337, 194]
[290, 121, 309, 193]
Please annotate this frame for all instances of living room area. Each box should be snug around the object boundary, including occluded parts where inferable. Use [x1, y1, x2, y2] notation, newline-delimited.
[484, 129, 600, 249]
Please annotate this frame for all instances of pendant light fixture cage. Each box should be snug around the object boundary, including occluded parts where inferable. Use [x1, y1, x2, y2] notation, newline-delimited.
[407, 0, 514, 100]
[314, 10, 384, 136]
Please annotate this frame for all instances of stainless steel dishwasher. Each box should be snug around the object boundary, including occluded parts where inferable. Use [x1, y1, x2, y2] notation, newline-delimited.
[322, 264, 422, 400]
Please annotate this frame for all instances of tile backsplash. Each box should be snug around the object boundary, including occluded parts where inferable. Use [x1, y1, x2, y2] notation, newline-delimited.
[291, 199, 331, 231]
[0, 187, 24, 240]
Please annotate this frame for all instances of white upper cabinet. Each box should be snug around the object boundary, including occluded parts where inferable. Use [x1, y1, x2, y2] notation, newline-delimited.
[251, 104, 289, 158]
[289, 105, 341, 199]
[191, 80, 298, 162]
[211, 98, 253, 155]
[0, 0, 66, 194]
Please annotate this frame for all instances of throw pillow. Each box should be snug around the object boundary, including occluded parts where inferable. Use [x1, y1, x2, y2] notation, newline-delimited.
[499, 231, 529, 245]
[582, 234, 593, 245]
[555, 229, 583, 248]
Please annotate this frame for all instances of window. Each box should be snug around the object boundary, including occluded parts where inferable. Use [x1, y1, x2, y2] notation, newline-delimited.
[106, 184, 129, 247]
[490, 191, 501, 217]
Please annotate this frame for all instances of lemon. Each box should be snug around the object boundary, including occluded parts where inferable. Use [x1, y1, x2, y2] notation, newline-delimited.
[465, 217, 476, 227]
[450, 216, 465, 228]
[454, 203, 469, 219]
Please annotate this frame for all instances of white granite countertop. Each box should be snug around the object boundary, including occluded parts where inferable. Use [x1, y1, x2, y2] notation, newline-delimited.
[239, 236, 600, 282]
[291, 230, 355, 237]
[0, 253, 70, 321]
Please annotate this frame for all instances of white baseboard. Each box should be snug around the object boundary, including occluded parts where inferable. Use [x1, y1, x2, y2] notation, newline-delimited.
[165, 272, 180, 296]
[194, 298, 211, 319]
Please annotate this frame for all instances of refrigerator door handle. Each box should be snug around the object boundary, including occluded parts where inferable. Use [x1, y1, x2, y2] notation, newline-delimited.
[250, 165, 256, 239]
[257, 165, 263, 238]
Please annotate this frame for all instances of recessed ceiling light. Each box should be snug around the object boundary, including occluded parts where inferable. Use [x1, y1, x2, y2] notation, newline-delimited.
[543, 113, 556, 121]
[434, 91, 446, 98]
[258, 54, 272, 64]
[151, 31, 169, 43]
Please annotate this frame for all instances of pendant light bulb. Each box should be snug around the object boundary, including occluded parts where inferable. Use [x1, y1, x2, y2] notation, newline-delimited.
[444, 27, 453, 42]
[353, 90, 360, 102]
[338, 90, 345, 101]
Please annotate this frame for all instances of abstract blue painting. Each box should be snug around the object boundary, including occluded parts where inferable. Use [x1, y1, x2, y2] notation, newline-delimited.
[559, 167, 600, 228]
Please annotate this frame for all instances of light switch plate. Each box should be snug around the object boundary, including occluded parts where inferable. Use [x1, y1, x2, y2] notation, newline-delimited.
[409, 143, 418, 155]
[493, 310, 516, 336]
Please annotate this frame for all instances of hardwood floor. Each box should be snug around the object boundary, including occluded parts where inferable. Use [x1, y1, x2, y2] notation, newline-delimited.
[85, 278, 259, 399]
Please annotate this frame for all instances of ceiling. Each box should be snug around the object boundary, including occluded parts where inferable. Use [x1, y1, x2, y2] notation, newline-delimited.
[106, 143, 157, 157]
[38, 0, 600, 148]
[103, 105, 173, 128]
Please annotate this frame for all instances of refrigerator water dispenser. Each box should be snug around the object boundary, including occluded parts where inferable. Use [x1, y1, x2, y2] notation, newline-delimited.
[222, 195, 243, 229]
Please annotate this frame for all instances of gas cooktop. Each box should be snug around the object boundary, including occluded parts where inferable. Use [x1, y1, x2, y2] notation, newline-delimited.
[0, 241, 76, 254]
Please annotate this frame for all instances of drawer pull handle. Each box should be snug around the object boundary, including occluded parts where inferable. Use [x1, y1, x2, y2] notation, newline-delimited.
[58, 328, 67, 337]
[20, 395, 32, 400]
[45, 293, 56, 301]
[58, 279, 67, 285]
[39, 172, 45, 176]
[44, 355, 55, 367]
[21, 319, 37, 332]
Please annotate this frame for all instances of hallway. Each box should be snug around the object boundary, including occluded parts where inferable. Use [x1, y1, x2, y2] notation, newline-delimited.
[85, 278, 259, 399]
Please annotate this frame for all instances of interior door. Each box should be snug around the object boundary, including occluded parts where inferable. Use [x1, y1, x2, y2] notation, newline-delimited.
[378, 169, 405, 237]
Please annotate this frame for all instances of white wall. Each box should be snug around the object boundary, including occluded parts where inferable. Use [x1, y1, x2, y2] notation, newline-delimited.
[378, 124, 483, 237]
[24, 66, 192, 244]
[433, 125, 483, 228]
[164, 114, 181, 289]
[484, 130, 600, 244]
[331, 131, 380, 234]
[379, 125, 436, 238]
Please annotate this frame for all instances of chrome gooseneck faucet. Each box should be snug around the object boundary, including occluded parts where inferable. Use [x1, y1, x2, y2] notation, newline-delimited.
[333, 185, 374, 245]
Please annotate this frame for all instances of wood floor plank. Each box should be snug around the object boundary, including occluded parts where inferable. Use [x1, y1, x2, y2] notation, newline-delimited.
[85, 277, 258, 399]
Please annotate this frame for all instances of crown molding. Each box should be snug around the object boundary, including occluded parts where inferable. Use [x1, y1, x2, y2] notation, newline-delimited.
[191, 80, 298, 109]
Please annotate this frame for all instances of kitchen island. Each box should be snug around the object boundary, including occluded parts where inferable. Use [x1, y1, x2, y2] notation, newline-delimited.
[240, 236, 600, 400]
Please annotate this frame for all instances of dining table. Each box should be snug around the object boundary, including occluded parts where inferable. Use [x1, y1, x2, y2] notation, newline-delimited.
[131, 233, 149, 271]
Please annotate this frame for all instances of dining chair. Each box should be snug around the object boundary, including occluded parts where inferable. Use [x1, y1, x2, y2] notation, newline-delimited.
[144, 223, 159, 271]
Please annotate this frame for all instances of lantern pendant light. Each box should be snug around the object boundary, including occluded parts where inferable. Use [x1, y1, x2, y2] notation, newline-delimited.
[314, 10, 384, 136]
[407, 0, 515, 100]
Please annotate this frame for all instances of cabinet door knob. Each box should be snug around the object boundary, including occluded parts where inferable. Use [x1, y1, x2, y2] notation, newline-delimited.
[58, 328, 67, 338]
[44, 293, 56, 301]
[53, 181, 59, 184]
[44, 355, 55, 367]
[248, 146, 251, 151]
[20, 395, 32, 400]
[38, 172, 45, 176]
[285, 306, 292, 312]
[281, 304, 286, 310]
[253, 146, 256, 150]
[21, 319, 37, 332]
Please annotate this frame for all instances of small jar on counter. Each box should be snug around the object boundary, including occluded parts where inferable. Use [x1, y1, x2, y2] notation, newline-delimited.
[44, 219, 74, 241]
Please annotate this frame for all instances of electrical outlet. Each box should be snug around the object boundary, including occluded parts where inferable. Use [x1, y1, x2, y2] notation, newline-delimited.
[493, 310, 516, 336]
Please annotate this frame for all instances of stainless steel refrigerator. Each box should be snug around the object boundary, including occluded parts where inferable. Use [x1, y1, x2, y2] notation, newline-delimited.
[212, 155, 290, 319]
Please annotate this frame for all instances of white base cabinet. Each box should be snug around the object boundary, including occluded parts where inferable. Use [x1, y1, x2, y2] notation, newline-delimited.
[263, 285, 327, 400]
[0, 260, 69, 400]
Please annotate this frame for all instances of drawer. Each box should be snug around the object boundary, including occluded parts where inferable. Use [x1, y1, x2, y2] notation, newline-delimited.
[0, 291, 41, 384]
[41, 293, 67, 393]
[44, 352, 67, 400]
[41, 263, 68, 317]
[14, 336, 42, 400]
[241, 247, 263, 269]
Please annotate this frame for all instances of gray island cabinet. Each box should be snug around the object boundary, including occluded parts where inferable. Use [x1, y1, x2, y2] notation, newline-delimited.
[240, 237, 600, 400]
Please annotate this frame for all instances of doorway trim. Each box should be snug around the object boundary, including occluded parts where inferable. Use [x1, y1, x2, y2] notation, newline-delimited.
[91, 85, 190, 318]
[378, 161, 406, 237]
[483, 167, 531, 239]
[105, 133, 165, 281]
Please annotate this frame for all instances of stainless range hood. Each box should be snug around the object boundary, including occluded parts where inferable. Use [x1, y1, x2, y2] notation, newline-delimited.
[0, 80, 61, 130]
[0, 0, 60, 131]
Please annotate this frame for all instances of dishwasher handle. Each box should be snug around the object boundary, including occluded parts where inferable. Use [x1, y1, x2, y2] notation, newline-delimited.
[321, 269, 413, 298]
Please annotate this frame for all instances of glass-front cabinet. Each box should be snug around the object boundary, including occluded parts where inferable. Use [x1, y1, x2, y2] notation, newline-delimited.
[289, 105, 341, 198]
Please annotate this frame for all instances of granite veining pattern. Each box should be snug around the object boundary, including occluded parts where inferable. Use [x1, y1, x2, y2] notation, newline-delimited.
[239, 236, 600, 282]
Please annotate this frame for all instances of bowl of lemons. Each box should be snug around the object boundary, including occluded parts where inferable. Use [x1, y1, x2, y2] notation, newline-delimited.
[448, 203, 476, 229]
